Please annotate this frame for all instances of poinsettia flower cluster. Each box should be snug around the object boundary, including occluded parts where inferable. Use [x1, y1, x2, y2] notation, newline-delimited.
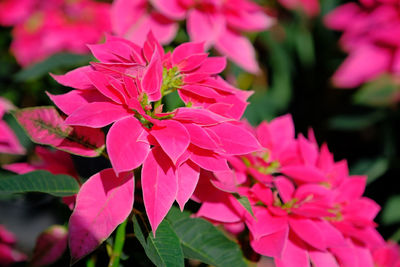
[0, 225, 26, 267]
[195, 114, 392, 266]
[0, 0, 111, 66]
[111, 0, 274, 73]
[278, 0, 320, 17]
[325, 0, 400, 88]
[0, 97, 25, 155]
[48, 33, 262, 261]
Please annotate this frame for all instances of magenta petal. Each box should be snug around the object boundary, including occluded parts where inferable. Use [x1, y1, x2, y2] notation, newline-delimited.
[309, 251, 339, 267]
[141, 50, 162, 101]
[205, 122, 261, 155]
[172, 42, 205, 66]
[246, 207, 288, 239]
[289, 218, 326, 250]
[274, 177, 295, 203]
[65, 102, 132, 128]
[215, 28, 259, 73]
[69, 169, 134, 264]
[194, 57, 227, 74]
[47, 90, 108, 115]
[51, 66, 94, 90]
[85, 71, 126, 104]
[275, 238, 310, 267]
[182, 123, 219, 150]
[107, 116, 150, 174]
[174, 107, 232, 126]
[281, 165, 327, 183]
[250, 227, 289, 258]
[332, 44, 390, 88]
[189, 145, 229, 171]
[150, 0, 186, 20]
[151, 120, 190, 164]
[187, 9, 223, 49]
[176, 160, 200, 210]
[142, 147, 177, 234]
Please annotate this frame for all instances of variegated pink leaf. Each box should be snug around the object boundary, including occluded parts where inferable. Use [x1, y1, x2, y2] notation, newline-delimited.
[14, 106, 105, 157]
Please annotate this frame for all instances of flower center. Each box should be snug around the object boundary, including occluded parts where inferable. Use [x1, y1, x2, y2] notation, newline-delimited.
[161, 66, 183, 97]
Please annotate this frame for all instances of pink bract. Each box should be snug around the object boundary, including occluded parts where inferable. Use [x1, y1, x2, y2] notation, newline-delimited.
[325, 0, 400, 88]
[50, 34, 261, 233]
[0, 225, 27, 267]
[278, 0, 320, 17]
[111, 0, 274, 73]
[195, 114, 386, 267]
[0, 97, 25, 155]
[0, 0, 111, 66]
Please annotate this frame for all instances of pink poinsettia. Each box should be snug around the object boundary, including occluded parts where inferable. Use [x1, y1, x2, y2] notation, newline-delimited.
[325, 0, 400, 88]
[195, 114, 385, 267]
[0, 0, 111, 66]
[48, 34, 261, 261]
[111, 0, 274, 73]
[278, 0, 320, 17]
[0, 97, 25, 155]
[0, 225, 27, 267]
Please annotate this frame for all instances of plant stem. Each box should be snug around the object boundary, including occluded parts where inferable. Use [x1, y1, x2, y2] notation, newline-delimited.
[108, 219, 128, 267]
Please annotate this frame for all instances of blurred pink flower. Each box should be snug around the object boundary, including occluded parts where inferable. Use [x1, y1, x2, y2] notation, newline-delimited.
[0, 225, 26, 267]
[279, 0, 320, 17]
[0, 97, 25, 155]
[0, 0, 111, 66]
[112, 0, 274, 73]
[325, 0, 400, 88]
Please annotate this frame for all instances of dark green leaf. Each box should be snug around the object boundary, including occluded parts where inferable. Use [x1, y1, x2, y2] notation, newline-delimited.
[328, 111, 384, 131]
[0, 170, 79, 196]
[350, 157, 389, 184]
[14, 53, 92, 82]
[381, 195, 400, 225]
[133, 215, 184, 267]
[166, 207, 247, 267]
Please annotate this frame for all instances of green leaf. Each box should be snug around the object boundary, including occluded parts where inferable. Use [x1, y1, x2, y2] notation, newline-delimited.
[233, 194, 254, 217]
[350, 157, 389, 184]
[381, 195, 400, 225]
[166, 207, 247, 267]
[14, 53, 92, 82]
[133, 215, 184, 267]
[0, 170, 79, 196]
[328, 111, 384, 131]
[354, 74, 400, 107]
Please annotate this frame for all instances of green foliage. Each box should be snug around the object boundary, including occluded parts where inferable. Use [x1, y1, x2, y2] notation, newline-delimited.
[354, 75, 400, 107]
[133, 215, 184, 267]
[166, 207, 247, 267]
[14, 53, 92, 82]
[350, 157, 389, 184]
[381, 195, 400, 225]
[0, 170, 79, 196]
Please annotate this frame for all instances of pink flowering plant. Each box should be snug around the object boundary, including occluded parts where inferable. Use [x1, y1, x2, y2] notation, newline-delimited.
[1, 0, 400, 266]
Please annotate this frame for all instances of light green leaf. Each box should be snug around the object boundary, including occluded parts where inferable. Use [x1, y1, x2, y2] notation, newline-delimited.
[0, 170, 79, 196]
[354, 74, 400, 107]
[133, 215, 184, 267]
[166, 207, 247, 267]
